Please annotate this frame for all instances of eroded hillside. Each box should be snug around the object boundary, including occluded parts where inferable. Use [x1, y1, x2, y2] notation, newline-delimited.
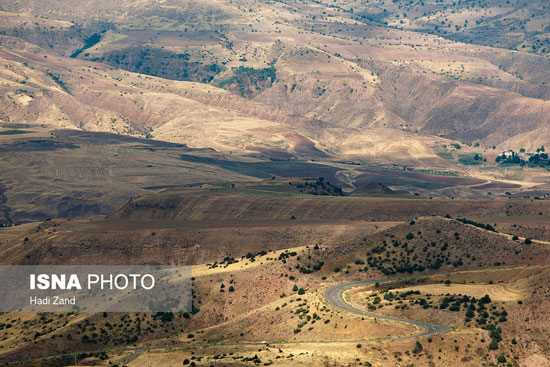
[1, 0, 549, 155]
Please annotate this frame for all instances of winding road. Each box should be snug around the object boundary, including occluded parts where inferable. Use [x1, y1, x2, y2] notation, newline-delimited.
[9, 272, 493, 365]
[5, 278, 451, 365]
[324, 277, 451, 340]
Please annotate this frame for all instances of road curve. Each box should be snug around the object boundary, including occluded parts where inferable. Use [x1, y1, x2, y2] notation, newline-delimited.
[324, 278, 451, 340]
[10, 266, 549, 364]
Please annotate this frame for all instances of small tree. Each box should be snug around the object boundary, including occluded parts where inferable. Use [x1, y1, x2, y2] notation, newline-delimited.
[412, 341, 423, 354]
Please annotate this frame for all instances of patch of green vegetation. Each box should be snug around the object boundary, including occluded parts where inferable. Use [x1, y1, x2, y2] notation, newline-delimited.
[71, 33, 102, 58]
[216, 66, 276, 98]
[46, 72, 69, 93]
[408, 168, 460, 177]
[458, 153, 483, 165]
[438, 292, 509, 350]
[289, 177, 345, 196]
[208, 256, 238, 269]
[456, 217, 496, 232]
[0, 130, 29, 135]
[436, 152, 454, 160]
[496, 146, 550, 169]
[365, 238, 449, 275]
[91, 47, 221, 83]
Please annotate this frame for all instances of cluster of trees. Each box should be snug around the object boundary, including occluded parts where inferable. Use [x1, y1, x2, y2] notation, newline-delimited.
[298, 261, 324, 274]
[278, 251, 298, 263]
[93, 46, 221, 83]
[439, 293, 508, 350]
[216, 66, 276, 98]
[456, 217, 496, 232]
[290, 177, 345, 196]
[496, 153, 523, 165]
[496, 145, 549, 167]
[528, 150, 549, 165]
[208, 256, 238, 269]
[363, 234, 462, 276]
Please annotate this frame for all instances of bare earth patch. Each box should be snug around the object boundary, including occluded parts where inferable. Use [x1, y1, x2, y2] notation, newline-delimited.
[391, 282, 527, 302]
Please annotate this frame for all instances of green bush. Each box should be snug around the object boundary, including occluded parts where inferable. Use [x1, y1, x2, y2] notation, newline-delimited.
[412, 341, 423, 354]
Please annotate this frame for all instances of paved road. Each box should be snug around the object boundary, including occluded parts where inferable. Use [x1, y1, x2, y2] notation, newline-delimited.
[17, 271, 512, 365]
[324, 277, 451, 340]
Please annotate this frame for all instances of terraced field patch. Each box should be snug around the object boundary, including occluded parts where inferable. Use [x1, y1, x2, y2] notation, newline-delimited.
[391, 282, 527, 302]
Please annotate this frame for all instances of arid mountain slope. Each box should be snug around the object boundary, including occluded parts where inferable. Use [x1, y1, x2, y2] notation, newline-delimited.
[1, 212, 549, 367]
[1, 0, 550, 154]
